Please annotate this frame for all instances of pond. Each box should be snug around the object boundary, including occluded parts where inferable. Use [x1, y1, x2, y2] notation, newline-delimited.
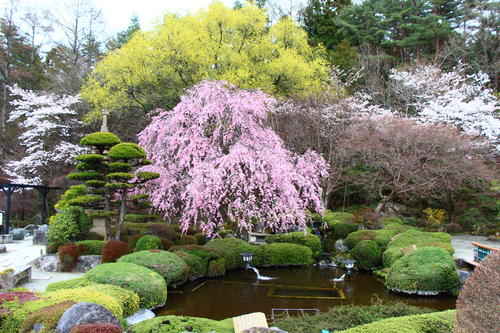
[156, 266, 456, 320]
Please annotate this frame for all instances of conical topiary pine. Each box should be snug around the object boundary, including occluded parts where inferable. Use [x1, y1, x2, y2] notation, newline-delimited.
[106, 143, 159, 240]
[67, 132, 122, 239]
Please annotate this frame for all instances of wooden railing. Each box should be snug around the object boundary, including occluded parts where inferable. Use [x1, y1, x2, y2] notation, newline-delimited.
[472, 242, 498, 263]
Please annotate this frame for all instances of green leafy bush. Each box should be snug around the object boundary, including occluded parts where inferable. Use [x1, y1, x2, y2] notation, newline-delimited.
[195, 233, 207, 245]
[128, 315, 234, 333]
[381, 217, 403, 225]
[46, 277, 93, 291]
[273, 302, 432, 333]
[205, 238, 258, 270]
[147, 223, 179, 240]
[108, 162, 132, 172]
[85, 262, 167, 309]
[345, 230, 377, 249]
[322, 210, 354, 224]
[80, 132, 121, 147]
[101, 240, 129, 263]
[256, 243, 312, 267]
[135, 235, 163, 251]
[174, 235, 197, 246]
[125, 214, 159, 222]
[267, 232, 321, 258]
[207, 258, 226, 277]
[169, 245, 219, 266]
[54, 185, 87, 211]
[350, 240, 382, 270]
[47, 206, 92, 253]
[88, 284, 140, 317]
[67, 171, 102, 181]
[327, 223, 359, 241]
[75, 240, 107, 255]
[118, 250, 189, 286]
[337, 310, 456, 333]
[173, 251, 206, 280]
[386, 247, 460, 294]
[19, 301, 76, 333]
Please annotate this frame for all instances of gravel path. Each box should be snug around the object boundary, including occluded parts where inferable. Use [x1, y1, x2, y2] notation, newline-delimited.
[451, 234, 498, 261]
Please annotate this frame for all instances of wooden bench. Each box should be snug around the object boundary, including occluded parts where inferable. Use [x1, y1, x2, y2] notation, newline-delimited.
[233, 312, 268, 333]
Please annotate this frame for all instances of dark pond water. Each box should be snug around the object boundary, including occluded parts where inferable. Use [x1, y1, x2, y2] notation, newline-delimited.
[156, 266, 456, 320]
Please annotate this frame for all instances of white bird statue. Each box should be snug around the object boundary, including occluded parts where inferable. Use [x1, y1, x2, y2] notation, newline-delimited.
[332, 273, 346, 282]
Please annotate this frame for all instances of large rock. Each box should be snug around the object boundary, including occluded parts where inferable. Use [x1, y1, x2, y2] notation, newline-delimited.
[56, 302, 120, 333]
[335, 239, 349, 252]
[33, 224, 49, 245]
[0, 244, 6, 253]
[10, 228, 25, 240]
[76, 255, 101, 273]
[457, 269, 472, 286]
[34, 254, 61, 272]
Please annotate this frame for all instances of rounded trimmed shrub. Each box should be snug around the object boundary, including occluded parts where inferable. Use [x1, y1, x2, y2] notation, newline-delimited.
[456, 250, 499, 333]
[118, 250, 189, 286]
[322, 210, 354, 224]
[174, 235, 197, 246]
[135, 235, 163, 251]
[80, 132, 121, 148]
[173, 251, 206, 281]
[380, 217, 403, 225]
[128, 315, 234, 333]
[19, 301, 76, 333]
[44, 287, 123, 319]
[328, 222, 359, 241]
[267, 232, 322, 258]
[75, 240, 107, 255]
[108, 143, 146, 160]
[205, 238, 258, 270]
[147, 223, 178, 240]
[256, 243, 313, 267]
[345, 230, 377, 249]
[89, 284, 140, 317]
[386, 247, 460, 294]
[58, 243, 83, 271]
[350, 240, 382, 270]
[85, 262, 167, 309]
[46, 277, 93, 292]
[101, 240, 129, 263]
[70, 323, 122, 333]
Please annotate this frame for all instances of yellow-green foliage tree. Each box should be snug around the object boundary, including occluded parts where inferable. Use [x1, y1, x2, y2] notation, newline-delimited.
[81, 1, 328, 121]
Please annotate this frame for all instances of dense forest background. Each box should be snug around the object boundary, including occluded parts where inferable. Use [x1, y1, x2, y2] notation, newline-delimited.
[0, 0, 498, 232]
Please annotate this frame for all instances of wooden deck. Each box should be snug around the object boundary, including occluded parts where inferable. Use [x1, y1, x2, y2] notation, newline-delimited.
[233, 312, 268, 333]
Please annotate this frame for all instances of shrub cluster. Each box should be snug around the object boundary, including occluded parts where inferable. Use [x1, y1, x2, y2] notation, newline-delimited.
[172, 251, 207, 281]
[350, 240, 382, 270]
[85, 262, 167, 309]
[273, 302, 432, 333]
[75, 240, 107, 255]
[135, 235, 163, 251]
[46, 277, 93, 292]
[267, 232, 321, 258]
[256, 243, 313, 267]
[337, 309, 456, 333]
[385, 247, 460, 294]
[118, 250, 189, 287]
[205, 238, 258, 270]
[57, 243, 84, 272]
[101, 240, 129, 263]
[19, 301, 76, 333]
[47, 206, 92, 253]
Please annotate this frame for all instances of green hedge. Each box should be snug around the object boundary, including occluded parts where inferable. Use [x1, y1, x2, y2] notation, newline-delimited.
[267, 232, 322, 258]
[345, 224, 414, 251]
[350, 240, 382, 270]
[173, 251, 206, 281]
[337, 310, 456, 333]
[129, 315, 233, 333]
[135, 235, 163, 251]
[382, 230, 453, 267]
[207, 258, 226, 277]
[273, 302, 432, 333]
[386, 247, 460, 294]
[118, 250, 189, 287]
[326, 223, 359, 241]
[75, 240, 107, 255]
[205, 238, 258, 270]
[85, 262, 167, 309]
[256, 243, 313, 267]
[322, 210, 354, 224]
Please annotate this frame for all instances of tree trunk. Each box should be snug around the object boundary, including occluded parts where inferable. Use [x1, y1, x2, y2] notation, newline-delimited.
[114, 191, 127, 241]
[375, 193, 394, 214]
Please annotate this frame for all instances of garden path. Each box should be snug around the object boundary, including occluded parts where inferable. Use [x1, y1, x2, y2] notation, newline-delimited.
[0, 237, 83, 291]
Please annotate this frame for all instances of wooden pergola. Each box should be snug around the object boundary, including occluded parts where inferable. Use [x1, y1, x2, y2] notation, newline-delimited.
[0, 183, 59, 234]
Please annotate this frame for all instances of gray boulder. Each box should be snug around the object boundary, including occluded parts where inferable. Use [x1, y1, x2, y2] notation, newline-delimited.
[33, 225, 49, 245]
[457, 269, 472, 286]
[76, 255, 101, 273]
[56, 302, 120, 333]
[33, 254, 61, 272]
[11, 228, 25, 240]
[335, 239, 349, 252]
[0, 244, 6, 253]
